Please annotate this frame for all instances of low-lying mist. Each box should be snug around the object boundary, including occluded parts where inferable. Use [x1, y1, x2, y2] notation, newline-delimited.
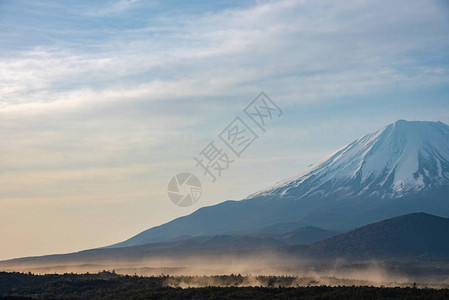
[2, 254, 449, 289]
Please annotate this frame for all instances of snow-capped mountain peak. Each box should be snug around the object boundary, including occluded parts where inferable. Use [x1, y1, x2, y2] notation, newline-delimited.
[251, 120, 449, 199]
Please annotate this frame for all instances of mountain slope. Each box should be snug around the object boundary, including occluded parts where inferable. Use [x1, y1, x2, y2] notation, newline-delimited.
[0, 235, 285, 268]
[283, 212, 449, 259]
[113, 120, 449, 248]
[251, 226, 338, 244]
[276, 226, 337, 244]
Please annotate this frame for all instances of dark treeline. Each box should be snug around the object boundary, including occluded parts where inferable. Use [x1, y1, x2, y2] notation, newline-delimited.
[1, 271, 449, 299]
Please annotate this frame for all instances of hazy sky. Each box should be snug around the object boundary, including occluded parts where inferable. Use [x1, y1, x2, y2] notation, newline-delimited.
[1, 0, 449, 260]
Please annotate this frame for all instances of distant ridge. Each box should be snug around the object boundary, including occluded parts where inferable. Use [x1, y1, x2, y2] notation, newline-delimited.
[283, 212, 449, 260]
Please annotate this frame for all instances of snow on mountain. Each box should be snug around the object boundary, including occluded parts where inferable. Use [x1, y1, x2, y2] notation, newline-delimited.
[250, 120, 449, 200]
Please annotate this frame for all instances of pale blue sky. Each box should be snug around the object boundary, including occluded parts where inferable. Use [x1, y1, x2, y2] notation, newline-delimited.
[1, 0, 449, 260]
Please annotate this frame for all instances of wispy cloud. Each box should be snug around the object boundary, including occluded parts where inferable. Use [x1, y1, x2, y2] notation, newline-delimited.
[2, 0, 448, 112]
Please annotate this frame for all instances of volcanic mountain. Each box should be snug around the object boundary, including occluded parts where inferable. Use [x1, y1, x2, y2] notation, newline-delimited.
[113, 120, 449, 248]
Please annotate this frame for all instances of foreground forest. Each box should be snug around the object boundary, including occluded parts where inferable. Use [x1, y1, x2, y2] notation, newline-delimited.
[1, 272, 449, 300]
